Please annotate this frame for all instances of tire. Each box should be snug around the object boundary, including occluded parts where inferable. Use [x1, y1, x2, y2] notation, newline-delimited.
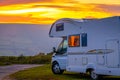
[90, 70, 101, 80]
[52, 62, 64, 74]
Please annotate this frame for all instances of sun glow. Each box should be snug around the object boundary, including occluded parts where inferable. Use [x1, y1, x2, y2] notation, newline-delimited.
[0, 8, 61, 14]
[0, 0, 120, 24]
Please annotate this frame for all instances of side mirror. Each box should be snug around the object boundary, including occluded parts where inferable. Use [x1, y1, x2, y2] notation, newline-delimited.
[53, 47, 56, 53]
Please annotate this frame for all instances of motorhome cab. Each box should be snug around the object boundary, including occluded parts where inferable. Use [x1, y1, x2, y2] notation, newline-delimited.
[49, 16, 120, 79]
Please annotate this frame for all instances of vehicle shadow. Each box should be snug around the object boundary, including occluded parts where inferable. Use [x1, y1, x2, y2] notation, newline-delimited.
[63, 73, 90, 80]
[63, 73, 120, 80]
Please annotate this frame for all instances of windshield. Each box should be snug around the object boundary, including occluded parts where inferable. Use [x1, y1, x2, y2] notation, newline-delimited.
[57, 37, 67, 54]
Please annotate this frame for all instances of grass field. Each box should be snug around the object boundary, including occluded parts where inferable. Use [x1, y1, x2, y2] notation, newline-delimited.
[10, 64, 120, 80]
[10, 64, 90, 80]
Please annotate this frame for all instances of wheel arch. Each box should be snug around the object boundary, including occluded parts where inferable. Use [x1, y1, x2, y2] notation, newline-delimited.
[86, 64, 96, 73]
[86, 68, 94, 73]
[52, 61, 59, 65]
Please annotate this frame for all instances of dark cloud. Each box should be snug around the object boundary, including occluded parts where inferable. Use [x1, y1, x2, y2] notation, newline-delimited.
[0, 0, 54, 6]
[0, 0, 76, 6]
[97, 4, 120, 13]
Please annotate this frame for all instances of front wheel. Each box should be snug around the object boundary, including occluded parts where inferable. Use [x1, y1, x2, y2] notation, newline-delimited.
[52, 62, 64, 74]
[90, 70, 101, 80]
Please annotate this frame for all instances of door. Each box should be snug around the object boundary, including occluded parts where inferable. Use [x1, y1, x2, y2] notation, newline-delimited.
[106, 39, 119, 67]
[54, 38, 67, 69]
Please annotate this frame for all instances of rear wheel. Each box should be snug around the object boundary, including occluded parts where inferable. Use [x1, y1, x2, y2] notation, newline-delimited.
[52, 62, 64, 74]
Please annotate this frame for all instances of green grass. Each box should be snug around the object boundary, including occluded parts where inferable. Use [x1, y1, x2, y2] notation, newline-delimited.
[10, 64, 90, 80]
[10, 64, 120, 80]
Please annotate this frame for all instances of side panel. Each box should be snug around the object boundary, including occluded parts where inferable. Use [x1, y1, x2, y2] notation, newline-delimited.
[52, 54, 67, 70]
[67, 53, 97, 73]
[97, 54, 105, 65]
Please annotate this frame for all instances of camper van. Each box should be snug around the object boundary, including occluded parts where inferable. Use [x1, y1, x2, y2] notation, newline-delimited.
[49, 16, 120, 79]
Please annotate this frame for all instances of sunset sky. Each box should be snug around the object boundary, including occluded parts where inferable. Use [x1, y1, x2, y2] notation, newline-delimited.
[0, 0, 120, 24]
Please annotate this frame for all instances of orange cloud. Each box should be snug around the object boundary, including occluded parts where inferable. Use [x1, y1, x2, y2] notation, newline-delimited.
[0, 15, 56, 24]
[0, 0, 120, 24]
[74, 0, 120, 4]
[0, 0, 44, 6]
[0, 15, 31, 23]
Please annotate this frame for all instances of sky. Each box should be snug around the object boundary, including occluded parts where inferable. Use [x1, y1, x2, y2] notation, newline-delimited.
[0, 0, 120, 24]
[0, 0, 120, 56]
[0, 24, 61, 56]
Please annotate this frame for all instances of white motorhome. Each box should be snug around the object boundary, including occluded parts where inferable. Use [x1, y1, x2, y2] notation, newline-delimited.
[49, 16, 120, 79]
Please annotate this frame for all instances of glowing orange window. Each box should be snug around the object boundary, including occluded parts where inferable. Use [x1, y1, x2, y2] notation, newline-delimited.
[68, 35, 80, 47]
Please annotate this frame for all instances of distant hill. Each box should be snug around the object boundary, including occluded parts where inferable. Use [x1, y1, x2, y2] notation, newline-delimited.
[0, 24, 61, 56]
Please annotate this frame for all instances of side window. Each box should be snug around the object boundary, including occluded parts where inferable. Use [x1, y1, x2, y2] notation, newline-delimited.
[56, 23, 64, 31]
[68, 35, 80, 47]
[81, 33, 87, 47]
